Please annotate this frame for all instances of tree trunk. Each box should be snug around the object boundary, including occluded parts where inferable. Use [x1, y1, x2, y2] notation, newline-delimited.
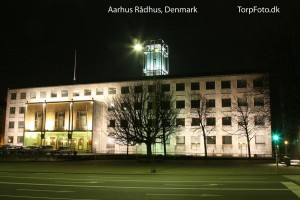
[163, 126, 167, 157]
[201, 125, 207, 158]
[246, 133, 251, 159]
[146, 141, 152, 158]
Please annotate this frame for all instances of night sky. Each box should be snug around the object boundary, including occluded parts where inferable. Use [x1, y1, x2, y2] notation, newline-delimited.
[1, 0, 299, 101]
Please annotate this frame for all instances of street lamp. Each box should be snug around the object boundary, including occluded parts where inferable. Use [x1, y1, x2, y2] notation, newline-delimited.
[272, 134, 280, 174]
[284, 140, 288, 156]
[134, 43, 143, 52]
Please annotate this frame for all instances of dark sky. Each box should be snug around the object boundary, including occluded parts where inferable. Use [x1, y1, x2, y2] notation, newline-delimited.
[1, 0, 299, 101]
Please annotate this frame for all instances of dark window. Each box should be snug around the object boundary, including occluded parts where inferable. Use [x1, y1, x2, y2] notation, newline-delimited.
[176, 83, 185, 91]
[222, 136, 232, 144]
[206, 81, 215, 90]
[121, 86, 129, 94]
[206, 117, 216, 126]
[191, 100, 200, 108]
[207, 136, 216, 144]
[191, 82, 200, 90]
[237, 80, 247, 88]
[222, 99, 231, 107]
[254, 97, 264, 106]
[148, 85, 154, 93]
[255, 116, 265, 126]
[222, 117, 232, 125]
[11, 93, 17, 100]
[19, 107, 25, 114]
[221, 81, 231, 89]
[120, 120, 128, 128]
[238, 97, 247, 106]
[162, 101, 170, 109]
[134, 86, 143, 93]
[162, 119, 171, 127]
[253, 78, 264, 87]
[162, 84, 170, 92]
[134, 102, 142, 110]
[17, 136, 24, 143]
[176, 100, 185, 109]
[9, 107, 16, 114]
[206, 99, 215, 108]
[9, 121, 14, 128]
[176, 118, 185, 126]
[108, 120, 115, 127]
[20, 92, 26, 99]
[191, 118, 200, 126]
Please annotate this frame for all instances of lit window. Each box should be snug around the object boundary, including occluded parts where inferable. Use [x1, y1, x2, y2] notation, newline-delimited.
[191, 136, 199, 144]
[30, 92, 36, 99]
[176, 136, 185, 144]
[40, 91, 46, 98]
[84, 89, 91, 96]
[7, 136, 14, 144]
[73, 91, 80, 97]
[61, 90, 68, 97]
[108, 88, 116, 94]
[255, 135, 265, 144]
[96, 88, 104, 95]
[18, 121, 25, 128]
[51, 91, 57, 98]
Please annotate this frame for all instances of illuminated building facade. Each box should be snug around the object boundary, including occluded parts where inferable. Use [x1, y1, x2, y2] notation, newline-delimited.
[4, 73, 272, 157]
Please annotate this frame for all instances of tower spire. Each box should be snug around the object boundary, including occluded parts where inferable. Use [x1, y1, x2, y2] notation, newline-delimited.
[73, 48, 77, 83]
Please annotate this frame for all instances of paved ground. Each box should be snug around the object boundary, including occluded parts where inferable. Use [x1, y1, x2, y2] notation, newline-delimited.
[0, 159, 299, 200]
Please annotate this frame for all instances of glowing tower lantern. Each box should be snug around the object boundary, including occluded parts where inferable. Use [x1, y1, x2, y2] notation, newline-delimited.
[143, 39, 169, 76]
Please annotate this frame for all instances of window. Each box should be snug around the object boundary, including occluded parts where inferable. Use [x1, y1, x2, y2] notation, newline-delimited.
[51, 91, 57, 98]
[148, 85, 154, 93]
[254, 116, 265, 126]
[253, 78, 264, 87]
[238, 97, 247, 106]
[162, 101, 170, 109]
[84, 89, 91, 96]
[9, 107, 16, 114]
[254, 97, 264, 106]
[18, 121, 24, 128]
[207, 136, 216, 144]
[30, 92, 36, 99]
[238, 117, 248, 127]
[221, 81, 231, 89]
[9, 121, 14, 129]
[206, 117, 216, 126]
[206, 99, 215, 108]
[55, 112, 65, 130]
[222, 136, 232, 144]
[73, 91, 80, 97]
[108, 88, 116, 94]
[191, 100, 200, 108]
[11, 93, 17, 100]
[121, 86, 129, 94]
[222, 98, 231, 107]
[176, 100, 185, 109]
[176, 83, 185, 91]
[237, 80, 247, 88]
[134, 102, 142, 110]
[134, 86, 143, 93]
[176, 136, 185, 144]
[96, 88, 104, 95]
[108, 120, 115, 127]
[191, 82, 200, 90]
[35, 112, 43, 129]
[176, 118, 185, 126]
[206, 81, 215, 90]
[17, 136, 24, 143]
[191, 118, 200, 126]
[120, 120, 128, 128]
[20, 92, 26, 99]
[19, 107, 25, 114]
[61, 90, 68, 97]
[255, 135, 265, 144]
[76, 111, 87, 130]
[7, 136, 14, 144]
[162, 84, 170, 92]
[222, 117, 232, 125]
[40, 91, 46, 98]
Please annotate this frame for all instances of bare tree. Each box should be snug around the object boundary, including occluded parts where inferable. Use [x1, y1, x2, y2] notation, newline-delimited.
[231, 79, 270, 159]
[107, 81, 178, 157]
[189, 92, 215, 158]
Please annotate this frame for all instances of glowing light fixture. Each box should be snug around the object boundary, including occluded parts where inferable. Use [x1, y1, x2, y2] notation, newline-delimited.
[134, 43, 143, 52]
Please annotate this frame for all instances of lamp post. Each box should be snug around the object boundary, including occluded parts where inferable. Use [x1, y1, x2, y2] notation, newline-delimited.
[272, 134, 279, 174]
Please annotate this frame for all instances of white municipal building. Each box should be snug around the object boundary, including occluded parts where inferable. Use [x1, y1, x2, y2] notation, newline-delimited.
[4, 40, 272, 157]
